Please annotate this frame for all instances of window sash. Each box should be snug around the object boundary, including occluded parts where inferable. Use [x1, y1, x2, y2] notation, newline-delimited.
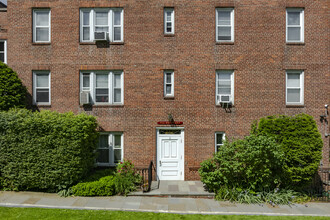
[164, 71, 174, 97]
[33, 71, 51, 105]
[113, 73, 123, 104]
[286, 71, 304, 105]
[164, 8, 174, 34]
[81, 10, 92, 41]
[96, 133, 123, 166]
[216, 8, 234, 42]
[112, 9, 123, 42]
[33, 9, 51, 43]
[286, 9, 304, 42]
[82, 74, 91, 91]
[215, 132, 225, 153]
[94, 9, 110, 35]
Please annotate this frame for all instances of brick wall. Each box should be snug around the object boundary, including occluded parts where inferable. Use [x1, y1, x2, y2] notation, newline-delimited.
[7, 0, 330, 180]
[0, 7, 7, 40]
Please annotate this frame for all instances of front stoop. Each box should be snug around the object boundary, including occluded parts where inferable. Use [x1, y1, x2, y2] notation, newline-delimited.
[129, 181, 215, 198]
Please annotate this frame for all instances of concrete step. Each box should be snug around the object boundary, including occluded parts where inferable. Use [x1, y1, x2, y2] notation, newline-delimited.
[129, 181, 215, 198]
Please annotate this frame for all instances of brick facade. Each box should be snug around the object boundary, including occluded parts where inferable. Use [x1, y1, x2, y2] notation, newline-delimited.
[6, 0, 330, 180]
[0, 3, 7, 52]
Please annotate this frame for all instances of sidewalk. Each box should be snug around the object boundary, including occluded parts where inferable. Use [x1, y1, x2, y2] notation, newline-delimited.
[129, 181, 215, 198]
[1, 191, 330, 216]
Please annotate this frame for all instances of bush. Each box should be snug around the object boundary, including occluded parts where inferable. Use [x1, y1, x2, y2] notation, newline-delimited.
[72, 175, 116, 196]
[81, 169, 116, 182]
[0, 63, 27, 111]
[0, 109, 99, 192]
[71, 162, 141, 197]
[199, 135, 284, 192]
[215, 187, 305, 205]
[254, 114, 323, 189]
[114, 160, 142, 196]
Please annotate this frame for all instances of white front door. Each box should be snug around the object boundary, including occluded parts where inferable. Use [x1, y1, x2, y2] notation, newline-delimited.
[157, 129, 184, 180]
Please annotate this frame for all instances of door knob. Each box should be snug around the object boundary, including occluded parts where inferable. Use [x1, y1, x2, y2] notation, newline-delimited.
[159, 161, 162, 167]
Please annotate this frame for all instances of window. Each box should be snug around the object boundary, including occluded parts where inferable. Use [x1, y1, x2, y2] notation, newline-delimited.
[33, 9, 51, 43]
[215, 132, 225, 152]
[164, 70, 174, 97]
[216, 8, 234, 42]
[33, 71, 51, 105]
[80, 71, 123, 105]
[0, 40, 6, 63]
[286, 70, 304, 105]
[97, 133, 123, 166]
[164, 8, 174, 34]
[80, 8, 123, 42]
[216, 70, 234, 104]
[286, 8, 304, 43]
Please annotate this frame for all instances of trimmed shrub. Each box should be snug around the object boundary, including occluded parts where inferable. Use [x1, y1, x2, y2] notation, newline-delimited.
[199, 135, 285, 192]
[72, 176, 116, 196]
[0, 63, 27, 111]
[71, 163, 141, 197]
[0, 109, 98, 191]
[254, 114, 323, 189]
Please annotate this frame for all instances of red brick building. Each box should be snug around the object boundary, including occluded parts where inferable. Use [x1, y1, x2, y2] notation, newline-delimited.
[5, 0, 330, 180]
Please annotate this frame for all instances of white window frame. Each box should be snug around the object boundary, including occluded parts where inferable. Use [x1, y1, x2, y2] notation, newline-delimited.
[215, 132, 225, 153]
[33, 9, 51, 43]
[164, 70, 174, 97]
[0, 40, 6, 64]
[286, 70, 304, 105]
[286, 8, 304, 43]
[164, 8, 174, 34]
[96, 132, 124, 166]
[216, 70, 234, 105]
[80, 71, 124, 105]
[80, 8, 123, 42]
[33, 71, 51, 105]
[80, 9, 93, 42]
[112, 8, 124, 42]
[216, 8, 234, 42]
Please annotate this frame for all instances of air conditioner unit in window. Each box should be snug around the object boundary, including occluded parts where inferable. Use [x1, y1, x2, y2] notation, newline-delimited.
[217, 95, 232, 108]
[80, 91, 90, 105]
[218, 95, 231, 103]
[94, 32, 108, 41]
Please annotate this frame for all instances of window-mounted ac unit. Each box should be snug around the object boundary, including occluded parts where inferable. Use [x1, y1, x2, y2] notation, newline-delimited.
[94, 32, 108, 41]
[80, 91, 90, 105]
[218, 95, 232, 104]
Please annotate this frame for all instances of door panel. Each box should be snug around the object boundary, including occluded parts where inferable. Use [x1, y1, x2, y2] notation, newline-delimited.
[157, 133, 184, 180]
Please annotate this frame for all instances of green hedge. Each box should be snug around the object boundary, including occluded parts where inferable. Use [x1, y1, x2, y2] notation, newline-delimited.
[72, 176, 116, 196]
[254, 114, 323, 189]
[0, 62, 27, 111]
[71, 161, 142, 197]
[0, 109, 99, 192]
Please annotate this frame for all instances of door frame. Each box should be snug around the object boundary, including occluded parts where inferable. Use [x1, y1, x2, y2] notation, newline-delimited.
[156, 127, 185, 180]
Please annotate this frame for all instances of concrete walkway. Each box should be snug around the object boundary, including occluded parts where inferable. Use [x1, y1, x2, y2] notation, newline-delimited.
[129, 181, 215, 198]
[1, 191, 330, 216]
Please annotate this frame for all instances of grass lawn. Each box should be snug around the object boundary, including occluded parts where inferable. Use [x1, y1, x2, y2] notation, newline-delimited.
[0, 207, 329, 220]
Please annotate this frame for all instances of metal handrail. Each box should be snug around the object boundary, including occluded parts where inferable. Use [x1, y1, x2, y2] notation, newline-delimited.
[139, 161, 160, 192]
